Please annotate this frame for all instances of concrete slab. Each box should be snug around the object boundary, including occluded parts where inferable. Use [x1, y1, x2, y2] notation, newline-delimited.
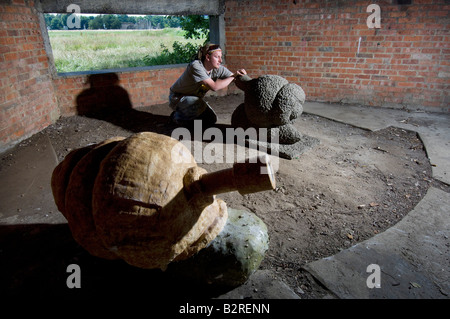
[0, 132, 63, 225]
[304, 102, 396, 132]
[216, 269, 301, 299]
[304, 187, 450, 299]
[304, 102, 450, 185]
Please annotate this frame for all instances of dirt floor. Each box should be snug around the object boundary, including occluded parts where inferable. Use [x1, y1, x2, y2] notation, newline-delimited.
[2, 93, 447, 299]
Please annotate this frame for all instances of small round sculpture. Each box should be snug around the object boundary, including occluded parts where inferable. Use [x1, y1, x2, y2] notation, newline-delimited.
[232, 74, 306, 144]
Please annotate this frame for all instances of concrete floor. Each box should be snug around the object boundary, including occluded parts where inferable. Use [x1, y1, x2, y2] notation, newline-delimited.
[219, 102, 450, 299]
[0, 101, 449, 299]
[303, 102, 450, 299]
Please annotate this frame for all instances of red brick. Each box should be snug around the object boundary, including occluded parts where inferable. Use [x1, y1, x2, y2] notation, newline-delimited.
[2, 0, 449, 151]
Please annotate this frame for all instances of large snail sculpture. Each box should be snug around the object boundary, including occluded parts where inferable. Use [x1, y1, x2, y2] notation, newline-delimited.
[51, 132, 276, 271]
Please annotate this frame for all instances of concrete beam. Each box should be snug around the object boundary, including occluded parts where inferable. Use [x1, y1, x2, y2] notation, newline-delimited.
[39, 0, 224, 15]
[209, 15, 226, 52]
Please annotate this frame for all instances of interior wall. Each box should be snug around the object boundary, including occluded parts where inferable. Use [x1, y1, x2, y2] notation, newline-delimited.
[0, 0, 225, 152]
[0, 0, 59, 153]
[224, 0, 449, 111]
[1, 0, 449, 153]
[53, 66, 187, 117]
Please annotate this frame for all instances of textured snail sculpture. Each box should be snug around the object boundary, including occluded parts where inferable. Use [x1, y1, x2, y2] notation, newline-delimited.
[231, 74, 319, 159]
[51, 132, 275, 271]
[231, 74, 306, 145]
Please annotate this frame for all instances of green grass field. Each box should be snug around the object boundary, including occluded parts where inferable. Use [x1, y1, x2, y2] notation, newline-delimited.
[48, 28, 203, 73]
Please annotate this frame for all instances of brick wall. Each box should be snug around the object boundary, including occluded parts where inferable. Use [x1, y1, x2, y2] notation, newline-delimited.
[224, 0, 449, 111]
[54, 67, 185, 117]
[0, 0, 59, 152]
[1, 0, 449, 152]
[0, 0, 189, 151]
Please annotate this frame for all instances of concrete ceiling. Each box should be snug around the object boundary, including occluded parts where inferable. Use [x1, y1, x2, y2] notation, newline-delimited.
[39, 0, 224, 16]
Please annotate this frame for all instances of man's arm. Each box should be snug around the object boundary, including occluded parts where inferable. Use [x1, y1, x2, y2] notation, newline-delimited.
[202, 69, 247, 92]
[202, 77, 235, 92]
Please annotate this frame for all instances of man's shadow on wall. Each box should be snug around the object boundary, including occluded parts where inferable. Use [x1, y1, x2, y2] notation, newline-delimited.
[75, 72, 235, 143]
[76, 73, 175, 136]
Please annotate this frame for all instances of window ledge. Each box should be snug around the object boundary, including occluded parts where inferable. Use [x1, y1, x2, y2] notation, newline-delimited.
[56, 63, 188, 78]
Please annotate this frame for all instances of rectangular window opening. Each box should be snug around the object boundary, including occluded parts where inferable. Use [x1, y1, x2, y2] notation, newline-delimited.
[43, 13, 210, 74]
